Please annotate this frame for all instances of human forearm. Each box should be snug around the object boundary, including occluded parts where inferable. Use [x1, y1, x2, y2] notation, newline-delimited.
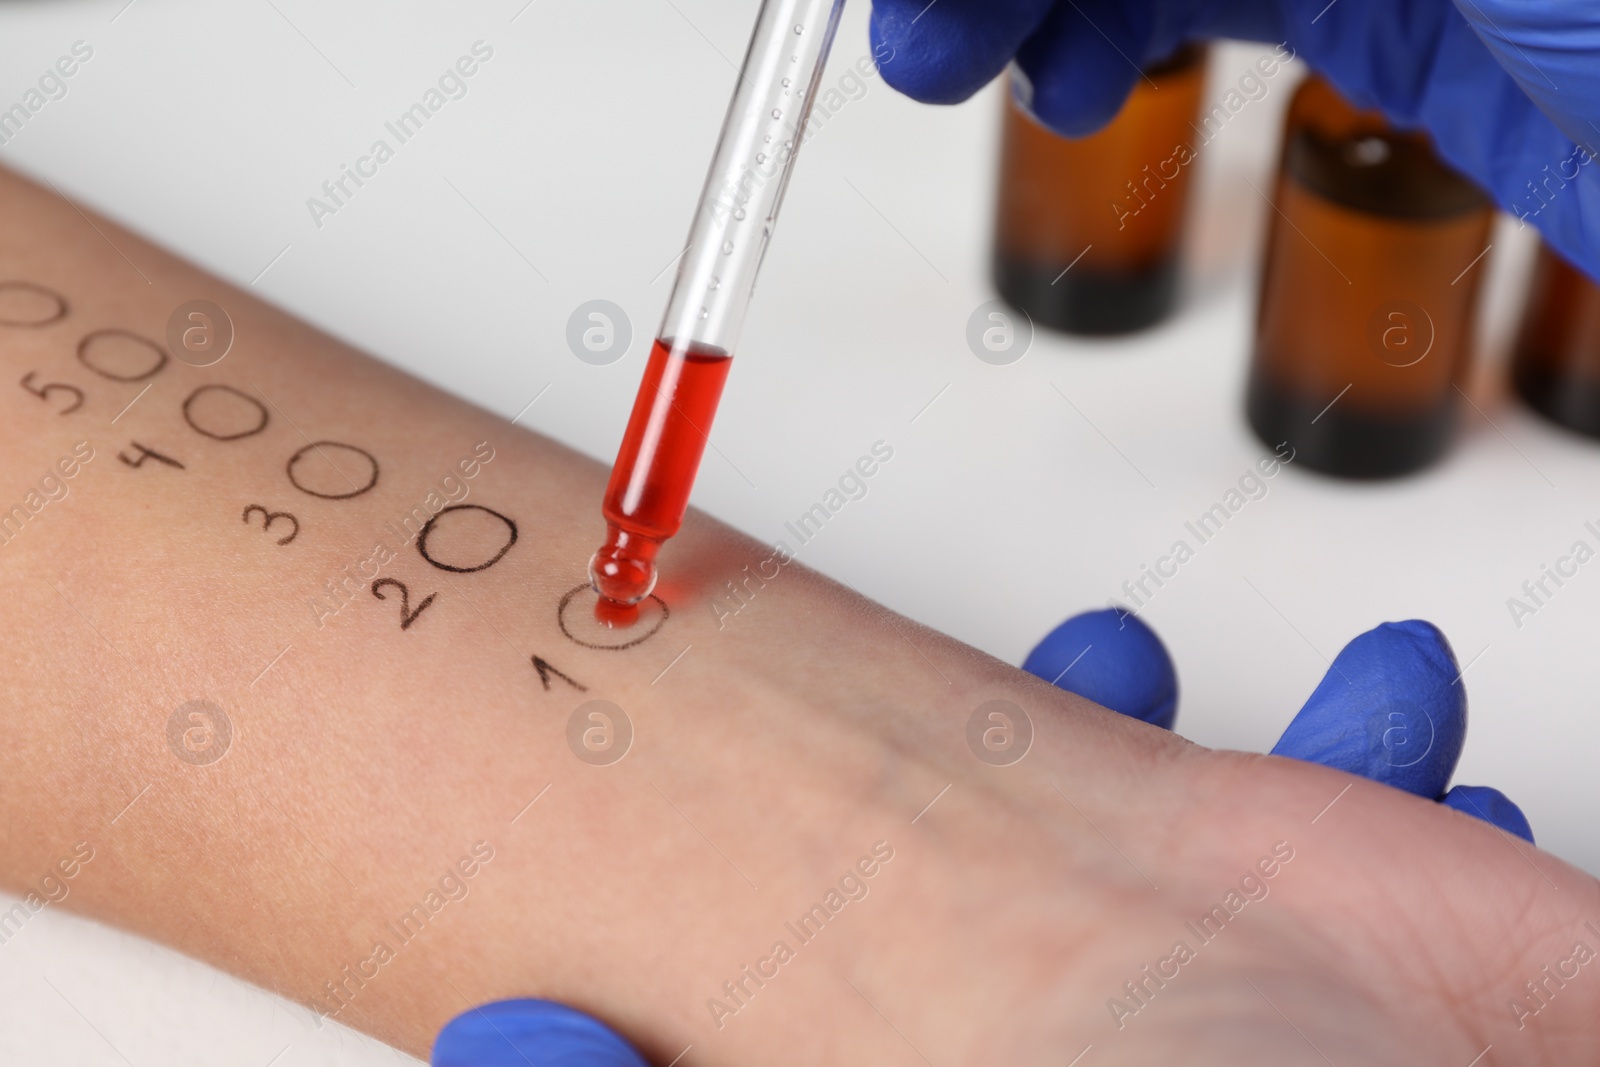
[0, 162, 1095, 1060]
[5, 160, 1600, 1066]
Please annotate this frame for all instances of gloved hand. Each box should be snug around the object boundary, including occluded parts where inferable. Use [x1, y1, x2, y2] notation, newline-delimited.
[433, 609, 1533, 1064]
[868, 0, 1600, 282]
[1026, 609, 1534, 840]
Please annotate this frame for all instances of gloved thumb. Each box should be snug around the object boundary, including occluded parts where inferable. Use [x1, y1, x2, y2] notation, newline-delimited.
[432, 999, 647, 1067]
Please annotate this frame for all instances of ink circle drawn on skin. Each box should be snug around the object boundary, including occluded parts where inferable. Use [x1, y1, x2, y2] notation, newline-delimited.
[286, 441, 379, 499]
[416, 504, 518, 573]
[77, 328, 169, 382]
[558, 583, 668, 650]
[0, 281, 68, 327]
[184, 384, 269, 441]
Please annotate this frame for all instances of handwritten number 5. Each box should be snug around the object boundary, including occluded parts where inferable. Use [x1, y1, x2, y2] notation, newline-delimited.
[20, 372, 84, 414]
[241, 505, 299, 545]
[371, 578, 436, 631]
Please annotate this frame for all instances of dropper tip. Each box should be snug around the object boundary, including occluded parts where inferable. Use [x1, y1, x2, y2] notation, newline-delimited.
[588, 525, 659, 607]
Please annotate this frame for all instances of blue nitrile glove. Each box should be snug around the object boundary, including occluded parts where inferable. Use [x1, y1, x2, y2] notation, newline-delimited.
[432, 999, 647, 1067]
[1023, 607, 1178, 729]
[1442, 783, 1535, 843]
[1266, 618, 1534, 840]
[869, 0, 1600, 282]
[1026, 610, 1533, 839]
[1270, 619, 1465, 797]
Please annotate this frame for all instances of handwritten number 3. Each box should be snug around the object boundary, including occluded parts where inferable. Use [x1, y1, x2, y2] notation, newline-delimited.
[241, 505, 299, 545]
[371, 578, 436, 631]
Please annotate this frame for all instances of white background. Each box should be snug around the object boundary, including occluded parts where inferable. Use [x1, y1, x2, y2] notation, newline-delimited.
[0, 0, 1594, 1063]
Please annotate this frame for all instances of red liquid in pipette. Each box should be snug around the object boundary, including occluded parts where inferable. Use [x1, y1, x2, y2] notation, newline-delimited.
[590, 337, 732, 612]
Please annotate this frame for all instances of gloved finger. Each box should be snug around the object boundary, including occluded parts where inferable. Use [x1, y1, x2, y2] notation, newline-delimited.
[868, 0, 1056, 104]
[1270, 620, 1465, 799]
[1445, 0, 1600, 281]
[1448, 0, 1600, 165]
[869, 0, 1282, 135]
[1010, 0, 1148, 137]
[1441, 784, 1535, 843]
[1022, 607, 1178, 729]
[432, 999, 647, 1067]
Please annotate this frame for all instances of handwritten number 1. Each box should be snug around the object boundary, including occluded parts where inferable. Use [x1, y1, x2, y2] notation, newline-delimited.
[532, 655, 587, 693]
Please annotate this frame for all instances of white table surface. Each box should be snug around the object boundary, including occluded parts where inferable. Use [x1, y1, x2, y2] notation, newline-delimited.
[1, 1, 1594, 1062]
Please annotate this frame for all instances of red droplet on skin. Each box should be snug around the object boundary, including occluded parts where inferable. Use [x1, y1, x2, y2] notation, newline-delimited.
[593, 596, 641, 629]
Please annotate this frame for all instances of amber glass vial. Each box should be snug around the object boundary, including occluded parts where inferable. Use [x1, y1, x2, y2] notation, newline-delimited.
[1511, 241, 1600, 439]
[992, 45, 1207, 335]
[1245, 77, 1494, 478]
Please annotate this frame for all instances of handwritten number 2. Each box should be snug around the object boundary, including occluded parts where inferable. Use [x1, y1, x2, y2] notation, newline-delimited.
[371, 578, 435, 631]
[241, 505, 299, 545]
[20, 372, 84, 415]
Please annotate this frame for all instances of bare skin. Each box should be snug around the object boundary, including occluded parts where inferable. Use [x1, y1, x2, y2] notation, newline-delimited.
[0, 163, 1594, 1065]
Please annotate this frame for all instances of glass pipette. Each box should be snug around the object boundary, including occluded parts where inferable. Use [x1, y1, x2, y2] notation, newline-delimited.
[588, 0, 849, 611]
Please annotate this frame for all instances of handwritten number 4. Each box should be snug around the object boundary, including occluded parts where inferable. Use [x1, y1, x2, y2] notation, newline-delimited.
[371, 578, 436, 631]
[117, 442, 184, 469]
